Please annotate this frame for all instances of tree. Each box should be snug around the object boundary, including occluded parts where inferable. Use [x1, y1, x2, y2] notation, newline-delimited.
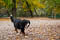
[21, 0, 45, 17]
[12, 0, 16, 17]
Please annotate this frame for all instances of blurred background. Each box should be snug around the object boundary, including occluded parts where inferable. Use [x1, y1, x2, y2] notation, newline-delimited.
[0, 0, 60, 18]
[0, 0, 60, 40]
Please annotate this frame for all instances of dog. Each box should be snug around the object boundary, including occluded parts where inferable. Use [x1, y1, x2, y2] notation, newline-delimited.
[10, 15, 30, 35]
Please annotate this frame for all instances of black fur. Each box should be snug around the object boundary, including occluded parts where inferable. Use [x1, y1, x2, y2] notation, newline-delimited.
[10, 15, 30, 35]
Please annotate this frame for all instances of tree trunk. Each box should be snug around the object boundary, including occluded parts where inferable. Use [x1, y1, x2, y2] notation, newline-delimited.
[7, 10, 10, 17]
[25, 1, 33, 17]
[12, 0, 16, 17]
[50, 9, 54, 18]
[34, 8, 38, 16]
[29, 9, 33, 17]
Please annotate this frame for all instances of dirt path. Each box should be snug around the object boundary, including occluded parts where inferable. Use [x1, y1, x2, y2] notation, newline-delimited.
[0, 18, 60, 40]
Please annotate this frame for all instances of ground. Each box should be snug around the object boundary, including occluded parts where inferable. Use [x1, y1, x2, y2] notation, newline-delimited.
[0, 18, 60, 40]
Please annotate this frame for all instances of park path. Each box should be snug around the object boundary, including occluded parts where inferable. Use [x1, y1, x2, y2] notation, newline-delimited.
[0, 18, 60, 40]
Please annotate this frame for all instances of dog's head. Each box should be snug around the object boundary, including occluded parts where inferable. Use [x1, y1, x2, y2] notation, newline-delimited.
[26, 20, 30, 28]
[22, 19, 30, 28]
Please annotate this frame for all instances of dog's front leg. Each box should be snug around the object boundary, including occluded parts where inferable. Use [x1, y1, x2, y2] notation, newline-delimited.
[21, 28, 25, 36]
[15, 28, 18, 33]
